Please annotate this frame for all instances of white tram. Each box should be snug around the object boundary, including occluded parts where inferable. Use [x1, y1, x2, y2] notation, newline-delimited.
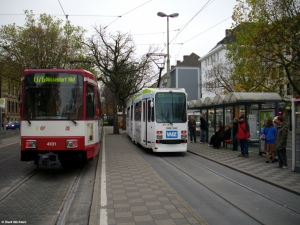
[126, 88, 188, 152]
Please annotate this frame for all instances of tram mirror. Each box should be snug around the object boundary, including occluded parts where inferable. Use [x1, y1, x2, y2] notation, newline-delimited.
[150, 100, 154, 108]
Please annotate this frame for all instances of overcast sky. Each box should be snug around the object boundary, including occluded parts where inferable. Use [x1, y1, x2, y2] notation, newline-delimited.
[0, 0, 237, 65]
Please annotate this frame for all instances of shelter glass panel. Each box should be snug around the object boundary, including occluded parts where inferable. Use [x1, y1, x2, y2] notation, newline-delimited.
[225, 106, 233, 127]
[239, 105, 245, 118]
[216, 107, 223, 127]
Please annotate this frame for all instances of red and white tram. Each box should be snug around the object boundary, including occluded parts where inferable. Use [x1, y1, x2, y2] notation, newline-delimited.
[20, 69, 103, 167]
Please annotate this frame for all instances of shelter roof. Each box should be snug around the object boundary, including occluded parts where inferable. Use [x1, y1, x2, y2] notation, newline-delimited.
[203, 96, 214, 106]
[212, 94, 226, 104]
[224, 92, 282, 103]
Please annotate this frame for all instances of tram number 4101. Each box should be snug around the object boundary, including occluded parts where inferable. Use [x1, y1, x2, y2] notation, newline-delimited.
[47, 142, 56, 146]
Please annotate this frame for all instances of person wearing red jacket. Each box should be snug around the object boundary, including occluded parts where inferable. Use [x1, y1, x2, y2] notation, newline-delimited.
[236, 115, 250, 158]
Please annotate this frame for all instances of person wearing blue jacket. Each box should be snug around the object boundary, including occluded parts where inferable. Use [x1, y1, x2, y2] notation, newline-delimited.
[261, 118, 277, 163]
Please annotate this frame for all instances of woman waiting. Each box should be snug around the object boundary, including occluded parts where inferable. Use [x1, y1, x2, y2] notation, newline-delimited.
[261, 118, 277, 163]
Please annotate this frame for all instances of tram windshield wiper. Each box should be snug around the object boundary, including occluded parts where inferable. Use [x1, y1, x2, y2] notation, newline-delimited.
[25, 117, 31, 125]
[161, 112, 173, 125]
[70, 119, 77, 126]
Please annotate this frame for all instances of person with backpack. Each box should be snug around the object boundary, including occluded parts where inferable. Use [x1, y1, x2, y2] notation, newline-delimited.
[261, 118, 277, 163]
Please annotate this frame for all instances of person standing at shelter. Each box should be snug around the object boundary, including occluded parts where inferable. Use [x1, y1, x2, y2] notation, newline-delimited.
[199, 114, 207, 144]
[272, 116, 279, 162]
[261, 118, 277, 163]
[275, 116, 289, 169]
[188, 116, 196, 143]
[232, 118, 239, 151]
[236, 115, 250, 158]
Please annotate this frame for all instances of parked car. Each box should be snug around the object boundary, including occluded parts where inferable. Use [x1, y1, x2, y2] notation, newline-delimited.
[6, 121, 20, 130]
[196, 122, 200, 136]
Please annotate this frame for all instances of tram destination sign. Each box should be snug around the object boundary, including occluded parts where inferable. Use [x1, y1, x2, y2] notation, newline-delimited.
[33, 75, 77, 83]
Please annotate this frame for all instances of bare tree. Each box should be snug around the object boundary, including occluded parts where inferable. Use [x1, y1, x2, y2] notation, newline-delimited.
[85, 26, 156, 134]
[202, 61, 235, 95]
[100, 85, 115, 119]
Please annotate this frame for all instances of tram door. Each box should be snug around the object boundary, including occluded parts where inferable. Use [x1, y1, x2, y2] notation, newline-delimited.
[141, 100, 146, 145]
[146, 99, 154, 146]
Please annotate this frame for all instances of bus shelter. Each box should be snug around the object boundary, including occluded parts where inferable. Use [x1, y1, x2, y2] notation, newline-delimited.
[188, 92, 284, 149]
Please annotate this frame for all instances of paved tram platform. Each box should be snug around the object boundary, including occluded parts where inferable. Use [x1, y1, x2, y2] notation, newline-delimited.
[2, 128, 299, 224]
[90, 127, 207, 225]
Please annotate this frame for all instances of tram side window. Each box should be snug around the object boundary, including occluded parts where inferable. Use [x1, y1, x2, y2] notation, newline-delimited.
[86, 85, 94, 118]
[127, 107, 130, 120]
[135, 101, 141, 121]
[147, 100, 154, 122]
[143, 101, 145, 122]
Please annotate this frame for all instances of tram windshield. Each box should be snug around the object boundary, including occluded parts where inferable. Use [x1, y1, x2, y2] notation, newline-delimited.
[23, 73, 83, 120]
[155, 92, 187, 123]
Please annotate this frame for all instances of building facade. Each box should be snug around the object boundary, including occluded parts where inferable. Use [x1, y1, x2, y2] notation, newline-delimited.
[154, 53, 202, 101]
[1, 82, 21, 126]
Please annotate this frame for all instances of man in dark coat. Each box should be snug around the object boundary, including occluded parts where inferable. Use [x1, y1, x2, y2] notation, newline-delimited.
[275, 116, 289, 169]
[188, 116, 196, 143]
[199, 114, 207, 143]
[232, 118, 238, 151]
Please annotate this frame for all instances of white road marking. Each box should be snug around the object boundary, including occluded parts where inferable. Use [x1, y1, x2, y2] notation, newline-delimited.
[100, 130, 107, 225]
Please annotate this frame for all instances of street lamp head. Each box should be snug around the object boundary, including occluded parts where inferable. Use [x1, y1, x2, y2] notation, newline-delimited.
[157, 12, 179, 18]
[157, 12, 167, 17]
[169, 13, 179, 18]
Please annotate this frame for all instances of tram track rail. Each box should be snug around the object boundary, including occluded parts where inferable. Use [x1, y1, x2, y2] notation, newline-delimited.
[56, 168, 84, 225]
[0, 166, 87, 224]
[0, 168, 39, 203]
[158, 153, 300, 225]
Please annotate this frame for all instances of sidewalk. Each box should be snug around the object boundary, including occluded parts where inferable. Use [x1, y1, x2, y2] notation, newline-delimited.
[0, 133, 20, 147]
[187, 140, 300, 196]
[91, 127, 207, 225]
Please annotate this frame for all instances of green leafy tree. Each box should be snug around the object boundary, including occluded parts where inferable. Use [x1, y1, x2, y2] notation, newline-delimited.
[0, 10, 86, 86]
[227, 0, 300, 95]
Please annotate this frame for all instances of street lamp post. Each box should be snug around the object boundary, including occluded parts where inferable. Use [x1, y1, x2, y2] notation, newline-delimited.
[157, 12, 179, 88]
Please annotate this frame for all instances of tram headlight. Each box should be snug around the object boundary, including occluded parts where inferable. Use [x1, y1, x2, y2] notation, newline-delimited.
[25, 140, 37, 148]
[156, 130, 163, 140]
[66, 140, 78, 148]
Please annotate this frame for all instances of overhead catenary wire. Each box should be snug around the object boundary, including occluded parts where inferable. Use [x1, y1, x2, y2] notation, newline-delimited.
[169, 0, 214, 44]
[0, 13, 119, 17]
[183, 16, 231, 44]
[157, 0, 214, 58]
[104, 0, 153, 29]
[58, 0, 68, 20]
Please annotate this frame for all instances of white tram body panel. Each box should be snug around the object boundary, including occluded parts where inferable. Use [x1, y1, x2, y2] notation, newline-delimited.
[127, 88, 188, 152]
